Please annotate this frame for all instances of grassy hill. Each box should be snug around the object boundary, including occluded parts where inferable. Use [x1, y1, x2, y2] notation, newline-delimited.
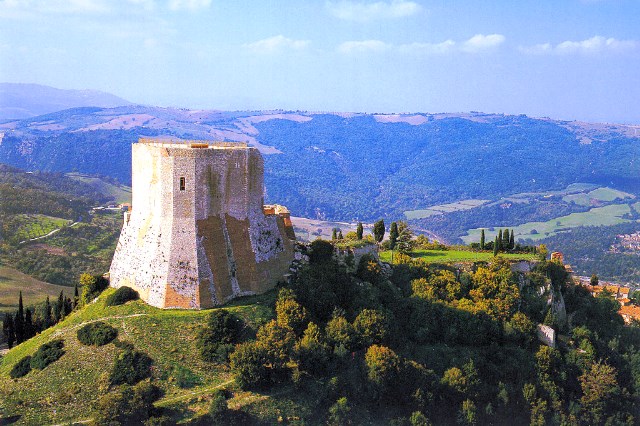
[0, 265, 70, 314]
[0, 288, 275, 425]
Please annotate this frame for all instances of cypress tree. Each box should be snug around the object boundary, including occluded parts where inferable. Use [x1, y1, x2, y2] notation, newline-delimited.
[389, 222, 399, 250]
[331, 228, 337, 241]
[54, 291, 64, 322]
[3, 313, 15, 349]
[373, 219, 385, 244]
[356, 222, 363, 240]
[493, 236, 499, 256]
[509, 229, 515, 250]
[480, 229, 485, 250]
[63, 296, 73, 317]
[24, 308, 34, 340]
[44, 296, 52, 329]
[15, 291, 25, 344]
[73, 283, 79, 309]
[502, 229, 510, 250]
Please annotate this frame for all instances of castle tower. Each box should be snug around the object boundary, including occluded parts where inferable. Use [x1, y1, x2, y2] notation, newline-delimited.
[109, 139, 295, 309]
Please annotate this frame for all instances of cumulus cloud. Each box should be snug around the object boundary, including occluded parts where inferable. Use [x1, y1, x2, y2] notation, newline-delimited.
[338, 35, 504, 55]
[243, 35, 311, 53]
[461, 34, 506, 52]
[326, 0, 422, 22]
[520, 36, 638, 55]
[168, 0, 211, 11]
[337, 40, 391, 53]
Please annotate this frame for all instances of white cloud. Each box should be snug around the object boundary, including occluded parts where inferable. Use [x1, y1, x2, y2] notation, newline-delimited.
[337, 40, 390, 53]
[338, 35, 505, 55]
[168, 0, 211, 11]
[461, 34, 505, 52]
[326, 0, 422, 22]
[243, 35, 311, 54]
[0, 0, 111, 15]
[520, 36, 638, 55]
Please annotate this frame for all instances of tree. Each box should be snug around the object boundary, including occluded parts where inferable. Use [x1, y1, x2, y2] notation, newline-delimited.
[328, 397, 352, 426]
[395, 222, 414, 254]
[332, 228, 338, 241]
[209, 389, 229, 425]
[338, 230, 343, 240]
[480, 229, 485, 250]
[43, 296, 52, 329]
[590, 274, 599, 287]
[73, 283, 79, 308]
[497, 230, 503, 251]
[373, 219, 385, 244]
[3, 312, 15, 348]
[356, 222, 364, 240]
[295, 322, 330, 375]
[24, 308, 34, 340]
[54, 291, 64, 323]
[579, 362, 621, 424]
[501, 229, 510, 250]
[389, 222, 399, 250]
[309, 239, 334, 264]
[275, 289, 309, 336]
[365, 344, 401, 394]
[509, 229, 515, 250]
[493, 237, 499, 256]
[15, 291, 24, 344]
[353, 309, 390, 347]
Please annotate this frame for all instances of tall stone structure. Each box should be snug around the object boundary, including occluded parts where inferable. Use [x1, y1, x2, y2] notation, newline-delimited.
[109, 139, 295, 309]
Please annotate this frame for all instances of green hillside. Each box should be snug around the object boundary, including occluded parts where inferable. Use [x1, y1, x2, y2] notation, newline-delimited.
[0, 288, 275, 425]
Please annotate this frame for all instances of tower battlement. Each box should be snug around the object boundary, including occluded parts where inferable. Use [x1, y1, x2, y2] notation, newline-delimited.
[109, 139, 295, 309]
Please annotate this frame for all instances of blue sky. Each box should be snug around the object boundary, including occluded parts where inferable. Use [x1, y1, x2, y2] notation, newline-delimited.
[1, 0, 639, 123]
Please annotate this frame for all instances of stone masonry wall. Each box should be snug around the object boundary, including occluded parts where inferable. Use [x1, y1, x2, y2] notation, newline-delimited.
[109, 141, 295, 309]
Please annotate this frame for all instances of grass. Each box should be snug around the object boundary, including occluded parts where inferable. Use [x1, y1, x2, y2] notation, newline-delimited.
[66, 173, 132, 205]
[404, 199, 489, 220]
[0, 265, 70, 314]
[380, 249, 537, 264]
[0, 288, 275, 425]
[462, 203, 637, 244]
[562, 187, 634, 206]
[10, 214, 70, 242]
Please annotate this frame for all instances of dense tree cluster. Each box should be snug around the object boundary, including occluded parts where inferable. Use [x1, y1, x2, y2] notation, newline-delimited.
[224, 239, 640, 424]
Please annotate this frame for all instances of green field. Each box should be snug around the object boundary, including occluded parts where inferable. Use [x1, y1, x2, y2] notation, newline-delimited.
[10, 214, 70, 242]
[0, 288, 276, 425]
[380, 249, 537, 264]
[66, 173, 132, 205]
[0, 265, 70, 314]
[404, 199, 489, 220]
[462, 203, 636, 244]
[562, 187, 634, 206]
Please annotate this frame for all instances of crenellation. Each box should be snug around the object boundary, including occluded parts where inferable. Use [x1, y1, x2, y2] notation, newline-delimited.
[109, 138, 295, 309]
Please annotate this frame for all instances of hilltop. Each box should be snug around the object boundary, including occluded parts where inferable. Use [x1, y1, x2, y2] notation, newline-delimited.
[2, 241, 640, 425]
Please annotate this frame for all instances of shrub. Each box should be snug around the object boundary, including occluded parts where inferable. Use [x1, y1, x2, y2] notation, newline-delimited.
[197, 310, 242, 363]
[106, 286, 139, 306]
[30, 339, 65, 370]
[110, 348, 152, 385]
[172, 365, 201, 389]
[77, 321, 118, 346]
[209, 389, 229, 424]
[10, 355, 32, 378]
[229, 341, 269, 389]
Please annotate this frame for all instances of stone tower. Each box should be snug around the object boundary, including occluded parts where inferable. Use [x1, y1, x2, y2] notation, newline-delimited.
[109, 139, 295, 309]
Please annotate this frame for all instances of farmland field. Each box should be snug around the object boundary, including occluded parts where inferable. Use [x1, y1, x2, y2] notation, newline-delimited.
[379, 249, 537, 264]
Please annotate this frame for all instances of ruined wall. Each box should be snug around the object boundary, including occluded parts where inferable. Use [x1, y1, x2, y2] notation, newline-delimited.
[109, 141, 295, 309]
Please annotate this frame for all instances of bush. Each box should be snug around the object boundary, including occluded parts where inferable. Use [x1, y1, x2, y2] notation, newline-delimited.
[106, 286, 139, 306]
[209, 389, 229, 424]
[77, 321, 118, 346]
[197, 310, 242, 363]
[10, 355, 32, 378]
[30, 339, 65, 370]
[172, 365, 201, 389]
[110, 348, 152, 385]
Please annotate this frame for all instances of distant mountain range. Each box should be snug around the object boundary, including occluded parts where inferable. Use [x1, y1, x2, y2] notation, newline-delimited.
[0, 83, 132, 120]
[0, 83, 639, 282]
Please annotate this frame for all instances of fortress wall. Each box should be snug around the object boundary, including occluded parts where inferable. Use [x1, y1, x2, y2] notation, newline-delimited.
[110, 141, 295, 309]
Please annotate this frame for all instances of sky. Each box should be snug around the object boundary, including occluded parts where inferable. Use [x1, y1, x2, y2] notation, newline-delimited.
[1, 0, 639, 123]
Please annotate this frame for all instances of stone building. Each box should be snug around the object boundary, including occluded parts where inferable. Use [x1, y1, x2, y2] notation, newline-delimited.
[109, 139, 295, 309]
